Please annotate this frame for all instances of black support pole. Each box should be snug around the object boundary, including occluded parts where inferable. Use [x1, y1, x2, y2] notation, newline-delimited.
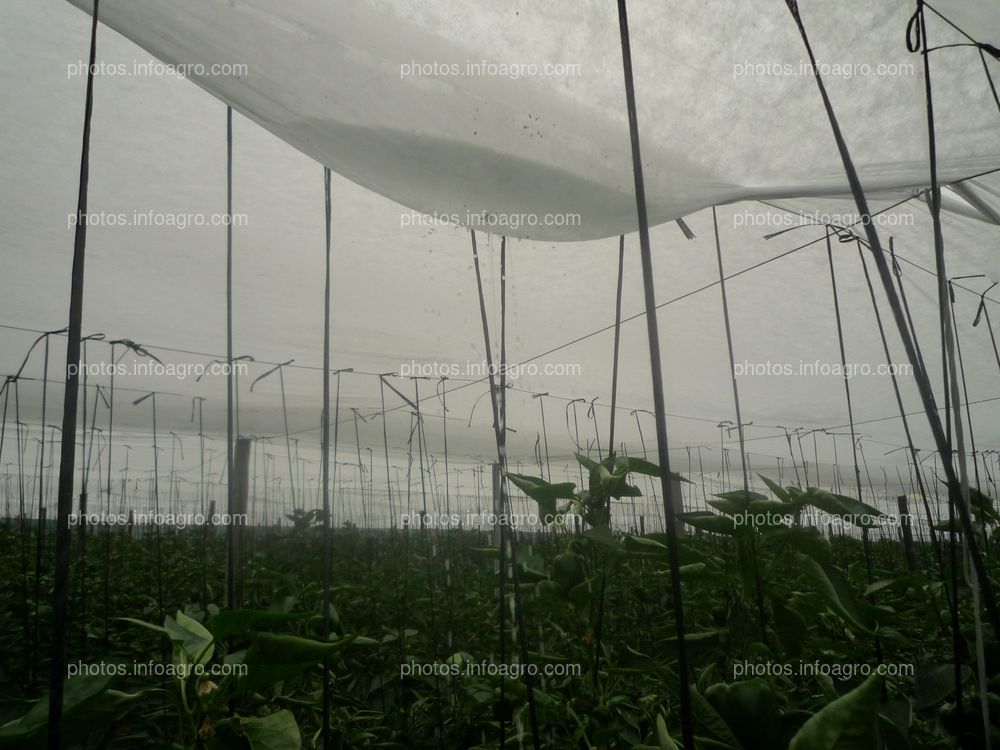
[49, 2, 99, 746]
[616, 0, 693, 745]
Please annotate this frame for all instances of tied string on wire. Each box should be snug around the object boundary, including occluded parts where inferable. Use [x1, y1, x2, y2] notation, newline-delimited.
[434, 377, 449, 413]
[249, 359, 294, 392]
[92, 384, 110, 412]
[908, 5, 1000, 61]
[466, 383, 513, 430]
[10, 328, 69, 384]
[974, 282, 999, 328]
[565, 398, 584, 451]
[971, 282, 1000, 418]
[110, 338, 163, 367]
[911, 2, 1000, 120]
[587, 396, 603, 463]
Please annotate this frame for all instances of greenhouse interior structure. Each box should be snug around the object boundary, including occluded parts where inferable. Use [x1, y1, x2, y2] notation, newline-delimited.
[3, 0, 1000, 747]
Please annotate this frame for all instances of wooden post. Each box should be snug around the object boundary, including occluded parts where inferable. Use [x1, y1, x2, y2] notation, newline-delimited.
[897, 495, 917, 572]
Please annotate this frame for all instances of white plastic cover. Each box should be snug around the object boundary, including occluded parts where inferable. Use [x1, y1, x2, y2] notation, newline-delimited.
[62, 0, 1000, 240]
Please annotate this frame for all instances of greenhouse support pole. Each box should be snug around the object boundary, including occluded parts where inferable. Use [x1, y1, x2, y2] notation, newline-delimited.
[616, 0, 693, 746]
[229, 437, 251, 608]
[898, 496, 918, 572]
[49, 2, 99, 746]
[607, 235, 626, 459]
[492, 462, 502, 549]
[225, 104, 236, 612]
[781, 0, 999, 636]
[321, 167, 333, 750]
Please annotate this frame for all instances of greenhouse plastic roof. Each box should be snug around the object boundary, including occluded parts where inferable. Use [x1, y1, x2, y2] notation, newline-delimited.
[62, 0, 1000, 241]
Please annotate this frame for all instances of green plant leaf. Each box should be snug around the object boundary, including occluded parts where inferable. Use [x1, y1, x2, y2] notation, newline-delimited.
[240, 710, 301, 750]
[802, 489, 852, 519]
[877, 712, 910, 750]
[655, 712, 679, 750]
[0, 673, 114, 746]
[623, 534, 668, 555]
[590, 464, 642, 500]
[583, 525, 619, 551]
[678, 511, 738, 536]
[507, 473, 578, 521]
[758, 474, 791, 503]
[716, 490, 769, 508]
[704, 679, 783, 750]
[915, 663, 970, 710]
[796, 554, 875, 635]
[762, 526, 833, 566]
[117, 617, 168, 637]
[690, 686, 745, 748]
[235, 632, 365, 694]
[165, 610, 215, 668]
[552, 551, 587, 596]
[506, 473, 577, 503]
[771, 596, 807, 658]
[827, 494, 886, 525]
[613, 455, 662, 477]
[208, 610, 307, 641]
[969, 487, 998, 522]
[804, 490, 885, 527]
[745, 500, 796, 519]
[610, 456, 692, 486]
[707, 498, 744, 516]
[62, 688, 159, 743]
[788, 675, 883, 750]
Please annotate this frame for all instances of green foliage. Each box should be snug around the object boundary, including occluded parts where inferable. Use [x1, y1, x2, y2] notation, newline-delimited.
[2, 468, 998, 748]
[507, 453, 687, 531]
[285, 508, 322, 531]
[209, 709, 301, 750]
[788, 675, 883, 750]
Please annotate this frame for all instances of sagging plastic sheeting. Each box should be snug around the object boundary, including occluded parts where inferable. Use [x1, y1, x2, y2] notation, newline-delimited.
[65, 0, 1000, 241]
